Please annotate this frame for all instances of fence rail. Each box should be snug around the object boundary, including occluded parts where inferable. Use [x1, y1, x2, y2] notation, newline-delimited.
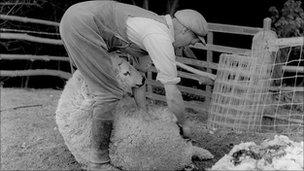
[0, 14, 60, 26]
[190, 44, 252, 55]
[271, 36, 304, 48]
[208, 23, 262, 35]
[0, 54, 69, 62]
[282, 66, 304, 73]
[1, 69, 71, 80]
[1, 33, 63, 45]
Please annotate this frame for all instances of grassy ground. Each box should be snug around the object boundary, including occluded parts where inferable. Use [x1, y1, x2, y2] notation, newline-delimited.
[1, 88, 82, 170]
[1, 88, 303, 170]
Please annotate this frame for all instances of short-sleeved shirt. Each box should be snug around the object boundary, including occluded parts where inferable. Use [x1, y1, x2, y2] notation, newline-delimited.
[126, 15, 181, 85]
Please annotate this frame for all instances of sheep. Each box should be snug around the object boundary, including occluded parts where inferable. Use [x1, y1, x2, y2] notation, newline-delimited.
[55, 55, 213, 170]
[55, 53, 145, 167]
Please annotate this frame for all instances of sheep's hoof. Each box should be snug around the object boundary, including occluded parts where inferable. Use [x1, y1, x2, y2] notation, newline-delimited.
[184, 163, 199, 171]
[195, 148, 214, 160]
[85, 163, 121, 171]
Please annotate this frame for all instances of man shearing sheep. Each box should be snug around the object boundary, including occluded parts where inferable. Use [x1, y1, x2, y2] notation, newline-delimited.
[59, 0, 208, 170]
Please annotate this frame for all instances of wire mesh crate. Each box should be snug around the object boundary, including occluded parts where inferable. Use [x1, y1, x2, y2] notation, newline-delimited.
[208, 53, 273, 132]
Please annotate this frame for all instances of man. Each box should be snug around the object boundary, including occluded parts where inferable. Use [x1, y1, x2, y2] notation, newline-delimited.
[59, 0, 208, 170]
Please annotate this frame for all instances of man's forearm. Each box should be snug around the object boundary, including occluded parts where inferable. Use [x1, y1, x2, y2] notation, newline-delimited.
[164, 84, 193, 137]
[164, 84, 186, 124]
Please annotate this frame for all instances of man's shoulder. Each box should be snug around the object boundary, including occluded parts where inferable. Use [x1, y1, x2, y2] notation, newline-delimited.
[127, 17, 169, 34]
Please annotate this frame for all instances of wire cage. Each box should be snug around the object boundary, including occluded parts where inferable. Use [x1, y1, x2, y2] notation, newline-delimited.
[208, 53, 273, 132]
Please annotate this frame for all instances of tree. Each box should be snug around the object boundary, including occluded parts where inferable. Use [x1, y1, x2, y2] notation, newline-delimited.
[269, 0, 304, 38]
[268, 0, 304, 86]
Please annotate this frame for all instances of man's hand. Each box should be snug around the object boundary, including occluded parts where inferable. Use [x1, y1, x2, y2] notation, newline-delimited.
[164, 84, 186, 124]
[135, 55, 153, 73]
[164, 84, 194, 138]
[133, 84, 147, 111]
[180, 120, 192, 138]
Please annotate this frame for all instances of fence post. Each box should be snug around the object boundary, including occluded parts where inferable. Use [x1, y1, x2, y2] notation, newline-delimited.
[206, 32, 214, 103]
[263, 17, 272, 31]
[250, 18, 277, 131]
[146, 68, 153, 98]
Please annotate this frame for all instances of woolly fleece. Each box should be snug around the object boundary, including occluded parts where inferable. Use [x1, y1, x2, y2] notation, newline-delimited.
[56, 70, 213, 170]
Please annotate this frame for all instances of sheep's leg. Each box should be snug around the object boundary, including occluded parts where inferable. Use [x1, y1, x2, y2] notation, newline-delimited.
[190, 146, 214, 160]
[184, 163, 199, 171]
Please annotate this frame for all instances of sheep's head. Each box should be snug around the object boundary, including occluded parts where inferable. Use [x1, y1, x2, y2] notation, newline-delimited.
[111, 53, 145, 93]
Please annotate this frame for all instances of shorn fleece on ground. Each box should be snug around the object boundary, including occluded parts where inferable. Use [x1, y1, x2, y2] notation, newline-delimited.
[210, 135, 303, 170]
[55, 70, 213, 170]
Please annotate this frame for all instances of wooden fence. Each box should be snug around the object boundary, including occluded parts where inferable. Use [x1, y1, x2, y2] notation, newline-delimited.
[1, 15, 303, 119]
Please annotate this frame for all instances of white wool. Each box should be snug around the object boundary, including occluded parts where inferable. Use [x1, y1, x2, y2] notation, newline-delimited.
[108, 96, 213, 170]
[210, 135, 304, 171]
[209, 142, 258, 170]
[56, 70, 213, 170]
[55, 70, 96, 166]
[267, 140, 303, 170]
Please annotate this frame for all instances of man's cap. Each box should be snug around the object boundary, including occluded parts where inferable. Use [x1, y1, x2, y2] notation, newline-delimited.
[174, 9, 208, 45]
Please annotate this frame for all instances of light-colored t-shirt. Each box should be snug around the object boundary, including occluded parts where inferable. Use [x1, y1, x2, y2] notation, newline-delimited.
[126, 15, 181, 85]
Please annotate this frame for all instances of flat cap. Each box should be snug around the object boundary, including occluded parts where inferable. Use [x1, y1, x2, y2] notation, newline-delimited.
[174, 9, 208, 44]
